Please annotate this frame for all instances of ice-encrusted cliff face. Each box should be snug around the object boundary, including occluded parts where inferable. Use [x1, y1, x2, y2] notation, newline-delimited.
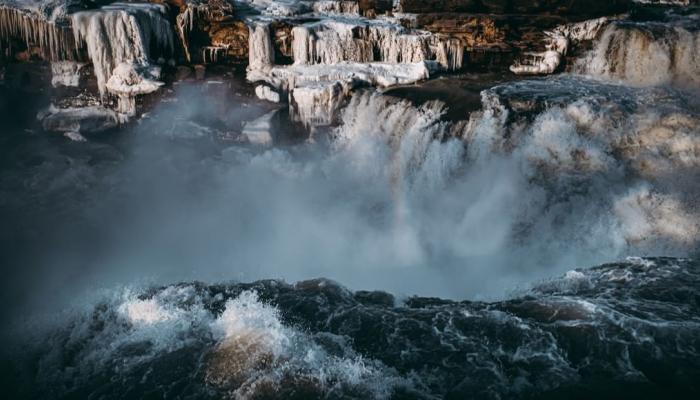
[0, 4, 78, 60]
[291, 19, 430, 65]
[289, 18, 463, 70]
[249, 61, 434, 126]
[246, 6, 464, 127]
[70, 3, 174, 98]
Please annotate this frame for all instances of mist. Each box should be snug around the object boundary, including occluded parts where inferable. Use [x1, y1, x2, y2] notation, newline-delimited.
[2, 77, 698, 325]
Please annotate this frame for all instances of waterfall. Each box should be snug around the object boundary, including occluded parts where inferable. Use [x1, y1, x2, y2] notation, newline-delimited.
[574, 21, 700, 86]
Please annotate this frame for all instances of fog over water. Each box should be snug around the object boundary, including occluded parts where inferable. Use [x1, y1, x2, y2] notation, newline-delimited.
[2, 72, 699, 326]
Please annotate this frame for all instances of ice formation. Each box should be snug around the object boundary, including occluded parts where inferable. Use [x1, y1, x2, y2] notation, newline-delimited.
[175, 3, 203, 63]
[290, 81, 346, 126]
[0, 4, 78, 60]
[248, 21, 274, 71]
[248, 61, 434, 126]
[70, 3, 174, 98]
[242, 3, 468, 126]
[50, 60, 84, 87]
[255, 84, 281, 102]
[105, 63, 164, 116]
[290, 19, 462, 70]
[312, 0, 360, 15]
[202, 45, 227, 63]
[510, 17, 610, 75]
[290, 20, 426, 65]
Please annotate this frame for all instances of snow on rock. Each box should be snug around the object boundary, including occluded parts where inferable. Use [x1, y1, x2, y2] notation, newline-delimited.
[50, 60, 84, 87]
[105, 62, 163, 116]
[38, 104, 119, 134]
[510, 17, 610, 75]
[70, 3, 174, 97]
[63, 130, 87, 141]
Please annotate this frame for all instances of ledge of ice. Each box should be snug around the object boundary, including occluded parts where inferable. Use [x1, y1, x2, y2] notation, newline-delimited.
[249, 61, 434, 126]
[70, 3, 174, 97]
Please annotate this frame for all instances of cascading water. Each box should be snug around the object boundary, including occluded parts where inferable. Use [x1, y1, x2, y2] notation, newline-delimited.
[573, 20, 700, 85]
[2, 1, 700, 399]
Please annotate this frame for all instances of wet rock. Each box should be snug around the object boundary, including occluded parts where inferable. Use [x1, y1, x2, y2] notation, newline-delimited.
[39, 105, 119, 134]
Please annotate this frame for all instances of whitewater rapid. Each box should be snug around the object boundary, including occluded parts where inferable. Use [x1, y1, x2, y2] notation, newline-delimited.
[5, 257, 699, 399]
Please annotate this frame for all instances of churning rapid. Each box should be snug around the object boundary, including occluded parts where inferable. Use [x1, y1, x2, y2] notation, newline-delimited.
[1, 0, 699, 399]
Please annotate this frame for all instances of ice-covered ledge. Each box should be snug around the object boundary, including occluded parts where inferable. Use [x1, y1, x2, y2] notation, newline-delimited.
[248, 61, 436, 126]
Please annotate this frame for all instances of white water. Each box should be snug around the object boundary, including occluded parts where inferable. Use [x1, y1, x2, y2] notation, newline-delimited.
[26, 285, 403, 399]
[574, 21, 700, 86]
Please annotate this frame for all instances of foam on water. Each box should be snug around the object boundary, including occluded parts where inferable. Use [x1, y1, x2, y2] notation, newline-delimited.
[7, 258, 699, 398]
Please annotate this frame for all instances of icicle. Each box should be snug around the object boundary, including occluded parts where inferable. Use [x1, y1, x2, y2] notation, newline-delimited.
[0, 6, 78, 61]
[248, 21, 274, 71]
[290, 20, 455, 67]
[312, 1, 361, 16]
[176, 4, 209, 63]
[202, 45, 228, 63]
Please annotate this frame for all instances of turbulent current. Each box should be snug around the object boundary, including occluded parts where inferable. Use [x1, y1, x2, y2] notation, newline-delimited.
[1, 0, 700, 399]
[3, 258, 700, 399]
